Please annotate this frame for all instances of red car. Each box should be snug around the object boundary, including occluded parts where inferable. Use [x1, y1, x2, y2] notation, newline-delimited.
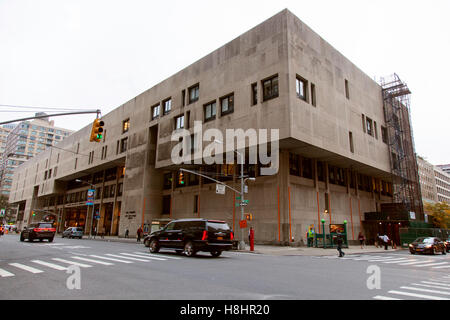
[20, 222, 56, 242]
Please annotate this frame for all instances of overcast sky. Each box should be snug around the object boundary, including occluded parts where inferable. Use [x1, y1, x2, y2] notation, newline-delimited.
[1, 0, 449, 165]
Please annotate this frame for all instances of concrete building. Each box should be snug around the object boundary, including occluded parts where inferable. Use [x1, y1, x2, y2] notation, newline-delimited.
[434, 166, 450, 203]
[417, 156, 438, 203]
[9, 9, 421, 245]
[437, 164, 450, 175]
[0, 115, 73, 197]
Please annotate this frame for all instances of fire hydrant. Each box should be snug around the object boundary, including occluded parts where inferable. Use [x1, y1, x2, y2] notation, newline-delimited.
[249, 227, 255, 251]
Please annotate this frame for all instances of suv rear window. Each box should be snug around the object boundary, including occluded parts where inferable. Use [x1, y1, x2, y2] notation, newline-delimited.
[76, 228, 83, 232]
[207, 221, 230, 232]
[38, 223, 53, 228]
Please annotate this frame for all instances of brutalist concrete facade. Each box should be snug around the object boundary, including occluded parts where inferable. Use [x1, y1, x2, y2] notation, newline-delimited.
[9, 9, 395, 245]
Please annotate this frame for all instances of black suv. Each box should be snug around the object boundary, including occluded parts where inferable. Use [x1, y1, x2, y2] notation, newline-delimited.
[20, 222, 56, 242]
[145, 219, 233, 257]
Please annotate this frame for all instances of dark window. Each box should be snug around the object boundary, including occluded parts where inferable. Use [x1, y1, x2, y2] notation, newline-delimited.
[162, 195, 171, 215]
[289, 153, 299, 176]
[374, 121, 378, 139]
[366, 117, 373, 136]
[296, 76, 308, 102]
[349, 131, 354, 153]
[262, 75, 279, 101]
[302, 157, 313, 179]
[151, 104, 160, 120]
[345, 79, 349, 99]
[103, 185, 110, 198]
[189, 84, 199, 104]
[163, 98, 171, 115]
[204, 101, 217, 122]
[251, 83, 258, 106]
[163, 173, 172, 190]
[194, 195, 199, 214]
[362, 114, 366, 133]
[182, 90, 186, 107]
[120, 137, 128, 153]
[381, 126, 388, 144]
[118, 183, 123, 196]
[220, 94, 234, 116]
[311, 83, 316, 106]
[317, 161, 324, 182]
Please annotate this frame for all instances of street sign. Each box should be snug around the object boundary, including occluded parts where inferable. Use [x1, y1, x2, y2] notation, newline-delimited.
[86, 189, 95, 206]
[216, 184, 226, 195]
[239, 220, 247, 229]
[244, 185, 248, 194]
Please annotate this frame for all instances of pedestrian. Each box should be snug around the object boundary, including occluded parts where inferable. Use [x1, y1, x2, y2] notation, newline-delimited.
[336, 232, 345, 257]
[307, 227, 315, 247]
[101, 226, 105, 239]
[382, 234, 390, 250]
[374, 233, 379, 248]
[358, 232, 365, 249]
[137, 226, 143, 242]
[125, 229, 129, 238]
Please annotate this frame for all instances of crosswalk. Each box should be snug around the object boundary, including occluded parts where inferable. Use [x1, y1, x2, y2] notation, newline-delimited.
[0, 251, 184, 278]
[373, 276, 450, 300]
[317, 254, 450, 270]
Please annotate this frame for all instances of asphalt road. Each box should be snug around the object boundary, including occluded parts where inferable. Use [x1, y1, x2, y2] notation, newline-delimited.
[1, 233, 449, 300]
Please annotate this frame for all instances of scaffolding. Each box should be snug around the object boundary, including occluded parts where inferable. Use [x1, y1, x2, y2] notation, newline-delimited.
[380, 74, 424, 220]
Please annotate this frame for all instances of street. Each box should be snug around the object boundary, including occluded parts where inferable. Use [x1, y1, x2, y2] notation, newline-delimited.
[1, 233, 449, 300]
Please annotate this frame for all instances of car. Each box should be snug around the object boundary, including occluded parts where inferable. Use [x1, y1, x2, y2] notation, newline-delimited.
[144, 218, 234, 257]
[409, 237, 446, 255]
[20, 222, 56, 242]
[62, 227, 84, 239]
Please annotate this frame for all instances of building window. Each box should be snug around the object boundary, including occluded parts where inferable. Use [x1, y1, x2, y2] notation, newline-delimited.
[163, 98, 172, 115]
[220, 94, 234, 116]
[345, 79, 350, 99]
[151, 104, 160, 120]
[251, 83, 258, 106]
[362, 114, 366, 133]
[262, 75, 279, 101]
[381, 126, 388, 144]
[374, 121, 378, 139]
[120, 137, 128, 153]
[366, 117, 373, 136]
[311, 83, 316, 107]
[188, 84, 199, 104]
[122, 119, 130, 133]
[204, 101, 217, 122]
[349, 131, 354, 153]
[175, 115, 184, 130]
[296, 76, 308, 102]
[194, 195, 199, 214]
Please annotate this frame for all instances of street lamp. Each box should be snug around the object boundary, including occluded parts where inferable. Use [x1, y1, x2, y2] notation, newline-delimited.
[75, 179, 96, 238]
[214, 140, 252, 250]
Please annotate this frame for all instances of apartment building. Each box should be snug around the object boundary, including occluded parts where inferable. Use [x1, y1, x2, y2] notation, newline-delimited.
[10, 9, 419, 245]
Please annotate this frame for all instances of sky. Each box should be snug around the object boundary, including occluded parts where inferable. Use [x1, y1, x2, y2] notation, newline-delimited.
[0, 0, 449, 165]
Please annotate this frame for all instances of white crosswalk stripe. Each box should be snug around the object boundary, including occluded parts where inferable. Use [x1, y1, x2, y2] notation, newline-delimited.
[0, 268, 15, 277]
[9, 263, 44, 274]
[88, 255, 133, 264]
[105, 254, 150, 262]
[119, 253, 167, 261]
[388, 290, 449, 300]
[400, 286, 450, 296]
[433, 265, 450, 269]
[373, 295, 403, 300]
[31, 260, 68, 271]
[71, 256, 114, 265]
[411, 283, 450, 290]
[414, 262, 449, 267]
[51, 258, 92, 268]
[398, 260, 434, 265]
[421, 281, 450, 287]
[132, 252, 183, 260]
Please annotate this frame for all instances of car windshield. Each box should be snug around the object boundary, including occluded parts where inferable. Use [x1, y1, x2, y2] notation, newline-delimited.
[415, 237, 434, 244]
[207, 221, 230, 232]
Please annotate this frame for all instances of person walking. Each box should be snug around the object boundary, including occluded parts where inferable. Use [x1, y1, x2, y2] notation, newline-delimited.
[101, 226, 105, 239]
[137, 226, 143, 242]
[382, 234, 390, 250]
[336, 232, 345, 257]
[358, 232, 365, 249]
[307, 227, 315, 247]
[125, 229, 129, 238]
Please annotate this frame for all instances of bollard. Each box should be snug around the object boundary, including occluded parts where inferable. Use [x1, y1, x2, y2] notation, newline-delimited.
[249, 227, 255, 251]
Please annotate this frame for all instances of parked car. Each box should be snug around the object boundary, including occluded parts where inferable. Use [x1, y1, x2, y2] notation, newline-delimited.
[409, 237, 446, 255]
[144, 218, 234, 257]
[20, 222, 56, 242]
[62, 227, 84, 239]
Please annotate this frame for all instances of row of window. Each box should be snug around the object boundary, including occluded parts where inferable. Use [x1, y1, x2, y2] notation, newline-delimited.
[288, 153, 393, 195]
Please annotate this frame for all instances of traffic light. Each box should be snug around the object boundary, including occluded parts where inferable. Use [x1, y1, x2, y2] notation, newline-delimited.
[178, 171, 185, 185]
[245, 213, 253, 221]
[90, 118, 105, 142]
[32, 211, 36, 217]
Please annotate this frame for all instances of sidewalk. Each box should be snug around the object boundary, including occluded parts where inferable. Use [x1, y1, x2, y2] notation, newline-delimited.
[56, 234, 405, 256]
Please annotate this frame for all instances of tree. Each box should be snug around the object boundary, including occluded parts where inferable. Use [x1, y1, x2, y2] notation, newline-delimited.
[424, 202, 450, 229]
[0, 195, 16, 224]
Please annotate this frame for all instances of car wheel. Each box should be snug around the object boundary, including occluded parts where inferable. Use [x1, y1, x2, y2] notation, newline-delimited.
[430, 247, 435, 255]
[210, 251, 222, 257]
[184, 241, 196, 257]
[144, 239, 150, 247]
[20, 234, 24, 242]
[442, 249, 446, 255]
[149, 239, 160, 253]
[39, 239, 43, 242]
[48, 237, 54, 243]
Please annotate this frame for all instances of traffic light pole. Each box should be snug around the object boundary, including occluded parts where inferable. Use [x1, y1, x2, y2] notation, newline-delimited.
[0, 110, 101, 125]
